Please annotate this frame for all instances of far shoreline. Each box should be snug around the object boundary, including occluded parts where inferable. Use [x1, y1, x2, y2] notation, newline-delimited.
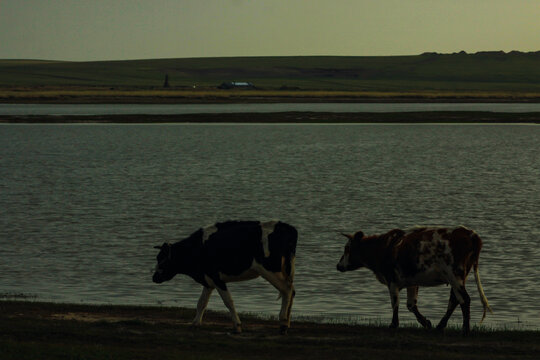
[1, 111, 540, 124]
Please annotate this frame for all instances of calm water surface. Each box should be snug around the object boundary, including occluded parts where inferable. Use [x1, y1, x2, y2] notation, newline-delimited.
[2, 102, 540, 115]
[1, 123, 539, 328]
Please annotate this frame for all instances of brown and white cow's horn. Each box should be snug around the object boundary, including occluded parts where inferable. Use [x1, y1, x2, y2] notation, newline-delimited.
[339, 232, 353, 240]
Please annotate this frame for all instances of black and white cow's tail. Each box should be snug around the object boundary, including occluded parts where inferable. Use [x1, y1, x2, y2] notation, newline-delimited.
[471, 232, 493, 322]
[281, 222, 298, 287]
[270, 222, 297, 287]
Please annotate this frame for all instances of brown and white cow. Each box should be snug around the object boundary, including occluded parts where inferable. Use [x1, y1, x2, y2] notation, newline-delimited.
[337, 226, 492, 335]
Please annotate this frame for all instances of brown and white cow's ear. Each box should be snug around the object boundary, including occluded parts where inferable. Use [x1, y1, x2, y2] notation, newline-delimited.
[353, 231, 364, 240]
[340, 232, 353, 240]
[154, 242, 170, 250]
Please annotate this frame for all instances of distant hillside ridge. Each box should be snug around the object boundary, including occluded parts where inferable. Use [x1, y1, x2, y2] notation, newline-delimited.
[1, 51, 539, 92]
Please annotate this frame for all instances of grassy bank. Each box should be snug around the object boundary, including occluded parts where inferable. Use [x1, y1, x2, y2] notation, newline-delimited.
[1, 87, 540, 104]
[1, 301, 538, 360]
[2, 111, 540, 124]
[2, 53, 540, 93]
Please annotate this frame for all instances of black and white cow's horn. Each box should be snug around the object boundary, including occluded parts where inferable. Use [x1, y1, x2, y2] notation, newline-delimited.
[154, 245, 162, 249]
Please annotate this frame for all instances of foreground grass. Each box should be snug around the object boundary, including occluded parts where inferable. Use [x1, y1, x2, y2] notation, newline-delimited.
[1, 301, 538, 360]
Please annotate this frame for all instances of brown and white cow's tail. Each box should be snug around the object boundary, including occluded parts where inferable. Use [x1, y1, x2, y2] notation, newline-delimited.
[471, 232, 493, 322]
[473, 263, 493, 322]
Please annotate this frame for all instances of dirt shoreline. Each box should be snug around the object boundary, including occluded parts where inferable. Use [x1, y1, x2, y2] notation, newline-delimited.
[3, 96, 540, 104]
[2, 111, 540, 124]
[1, 88, 539, 105]
[1, 301, 539, 360]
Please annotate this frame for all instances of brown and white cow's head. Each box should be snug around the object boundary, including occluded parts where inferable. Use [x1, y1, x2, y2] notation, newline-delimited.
[152, 243, 177, 284]
[336, 231, 366, 272]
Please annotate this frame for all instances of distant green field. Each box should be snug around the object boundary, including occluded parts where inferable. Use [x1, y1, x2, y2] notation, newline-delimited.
[1, 52, 539, 93]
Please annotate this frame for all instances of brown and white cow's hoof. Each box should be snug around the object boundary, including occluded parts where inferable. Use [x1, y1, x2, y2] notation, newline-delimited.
[435, 323, 446, 332]
[279, 325, 289, 335]
[232, 325, 242, 334]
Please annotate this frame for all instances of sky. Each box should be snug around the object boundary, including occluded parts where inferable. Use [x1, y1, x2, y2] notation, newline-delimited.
[0, 0, 539, 61]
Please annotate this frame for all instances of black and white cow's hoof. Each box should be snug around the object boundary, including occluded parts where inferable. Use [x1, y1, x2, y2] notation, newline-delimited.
[424, 320, 433, 329]
[279, 325, 289, 335]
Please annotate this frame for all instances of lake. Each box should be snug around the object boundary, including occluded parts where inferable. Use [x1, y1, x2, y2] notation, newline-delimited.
[2, 102, 540, 116]
[1, 122, 539, 329]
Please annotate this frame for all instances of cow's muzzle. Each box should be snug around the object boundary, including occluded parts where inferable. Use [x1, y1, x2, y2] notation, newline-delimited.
[337, 264, 346, 272]
[152, 272, 164, 283]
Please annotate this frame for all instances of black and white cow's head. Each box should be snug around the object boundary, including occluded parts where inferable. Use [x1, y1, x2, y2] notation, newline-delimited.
[336, 231, 366, 272]
[152, 243, 177, 284]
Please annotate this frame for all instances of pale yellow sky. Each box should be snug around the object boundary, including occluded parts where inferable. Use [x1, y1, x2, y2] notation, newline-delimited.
[1, 0, 539, 61]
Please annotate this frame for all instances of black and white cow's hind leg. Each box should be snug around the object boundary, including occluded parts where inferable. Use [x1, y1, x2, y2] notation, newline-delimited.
[192, 286, 213, 327]
[406, 286, 432, 329]
[257, 267, 295, 334]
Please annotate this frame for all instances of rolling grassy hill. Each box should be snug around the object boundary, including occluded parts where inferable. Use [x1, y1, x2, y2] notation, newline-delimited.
[1, 52, 539, 93]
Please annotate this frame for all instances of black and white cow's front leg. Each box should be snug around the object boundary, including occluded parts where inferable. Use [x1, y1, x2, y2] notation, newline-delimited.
[388, 283, 400, 328]
[406, 286, 432, 329]
[215, 284, 243, 333]
[192, 286, 213, 327]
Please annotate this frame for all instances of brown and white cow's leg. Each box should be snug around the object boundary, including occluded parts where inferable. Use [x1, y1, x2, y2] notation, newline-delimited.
[436, 289, 459, 331]
[406, 286, 432, 329]
[215, 285, 242, 333]
[447, 276, 472, 335]
[388, 283, 400, 328]
[192, 286, 213, 327]
[457, 286, 471, 335]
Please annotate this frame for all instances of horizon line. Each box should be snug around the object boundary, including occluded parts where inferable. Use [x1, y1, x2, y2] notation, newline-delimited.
[2, 50, 539, 63]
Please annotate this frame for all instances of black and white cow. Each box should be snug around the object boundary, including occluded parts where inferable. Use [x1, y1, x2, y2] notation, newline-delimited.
[337, 226, 492, 335]
[152, 220, 297, 334]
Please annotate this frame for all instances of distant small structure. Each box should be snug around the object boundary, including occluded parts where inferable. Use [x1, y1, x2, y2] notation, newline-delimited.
[163, 74, 170, 88]
[218, 81, 255, 89]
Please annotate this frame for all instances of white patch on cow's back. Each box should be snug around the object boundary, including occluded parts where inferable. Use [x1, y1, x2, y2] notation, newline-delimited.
[260, 220, 279, 257]
[202, 224, 218, 243]
[416, 229, 455, 276]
